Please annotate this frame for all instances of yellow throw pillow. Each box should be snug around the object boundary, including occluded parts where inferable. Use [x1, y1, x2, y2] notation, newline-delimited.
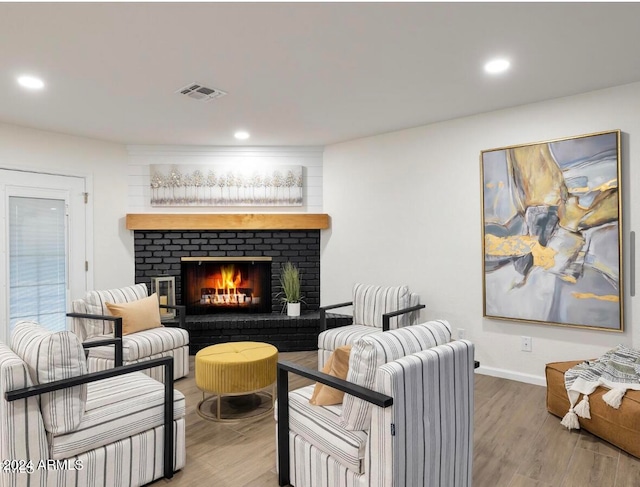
[105, 293, 162, 335]
[310, 345, 352, 406]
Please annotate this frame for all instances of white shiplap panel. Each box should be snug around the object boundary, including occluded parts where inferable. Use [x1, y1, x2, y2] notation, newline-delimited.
[306, 175, 323, 186]
[305, 166, 323, 178]
[128, 164, 150, 177]
[305, 186, 323, 197]
[129, 175, 148, 186]
[306, 196, 322, 207]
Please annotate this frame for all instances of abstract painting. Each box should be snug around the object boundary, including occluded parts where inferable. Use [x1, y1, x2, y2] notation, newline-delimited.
[150, 164, 303, 206]
[481, 130, 623, 331]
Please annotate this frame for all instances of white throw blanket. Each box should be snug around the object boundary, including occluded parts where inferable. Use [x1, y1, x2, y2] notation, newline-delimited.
[562, 344, 640, 430]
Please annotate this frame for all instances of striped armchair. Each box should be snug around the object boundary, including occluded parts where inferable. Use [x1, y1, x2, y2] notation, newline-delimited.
[278, 320, 475, 487]
[70, 283, 190, 382]
[1, 322, 186, 487]
[318, 283, 425, 368]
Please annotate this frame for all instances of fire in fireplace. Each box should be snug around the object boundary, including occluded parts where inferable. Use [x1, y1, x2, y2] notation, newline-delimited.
[181, 257, 272, 314]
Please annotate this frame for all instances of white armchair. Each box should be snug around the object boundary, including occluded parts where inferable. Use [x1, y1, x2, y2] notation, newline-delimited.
[278, 320, 475, 487]
[318, 283, 424, 368]
[69, 283, 189, 382]
[1, 321, 185, 487]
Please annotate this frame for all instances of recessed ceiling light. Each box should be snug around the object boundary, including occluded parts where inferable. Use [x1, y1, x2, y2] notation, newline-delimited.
[484, 59, 510, 74]
[234, 131, 250, 140]
[17, 75, 45, 90]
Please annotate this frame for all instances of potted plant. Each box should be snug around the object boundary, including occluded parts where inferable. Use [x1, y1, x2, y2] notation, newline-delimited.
[279, 261, 303, 316]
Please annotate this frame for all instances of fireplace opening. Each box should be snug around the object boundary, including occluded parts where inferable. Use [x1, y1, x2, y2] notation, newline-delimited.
[181, 257, 272, 314]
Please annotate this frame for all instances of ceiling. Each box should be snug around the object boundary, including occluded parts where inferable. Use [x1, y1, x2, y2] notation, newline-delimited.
[1, 2, 640, 147]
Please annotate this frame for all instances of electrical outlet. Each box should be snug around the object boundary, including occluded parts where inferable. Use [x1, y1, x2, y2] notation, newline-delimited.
[458, 328, 466, 340]
[521, 336, 532, 352]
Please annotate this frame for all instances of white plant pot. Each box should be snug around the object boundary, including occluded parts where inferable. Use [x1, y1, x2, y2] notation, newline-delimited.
[287, 302, 301, 317]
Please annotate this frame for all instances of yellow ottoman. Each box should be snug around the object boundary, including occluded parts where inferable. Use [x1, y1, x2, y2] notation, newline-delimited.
[195, 342, 278, 421]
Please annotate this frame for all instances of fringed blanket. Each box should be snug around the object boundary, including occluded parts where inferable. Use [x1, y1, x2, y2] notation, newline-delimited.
[562, 344, 640, 430]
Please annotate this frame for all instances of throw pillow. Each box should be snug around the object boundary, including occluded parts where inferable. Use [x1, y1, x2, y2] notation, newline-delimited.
[341, 319, 452, 431]
[310, 345, 352, 406]
[352, 284, 410, 329]
[11, 321, 87, 435]
[78, 283, 149, 339]
[105, 292, 162, 335]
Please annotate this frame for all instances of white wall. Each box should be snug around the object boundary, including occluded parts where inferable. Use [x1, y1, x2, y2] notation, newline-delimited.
[322, 82, 640, 385]
[127, 146, 323, 213]
[0, 122, 132, 290]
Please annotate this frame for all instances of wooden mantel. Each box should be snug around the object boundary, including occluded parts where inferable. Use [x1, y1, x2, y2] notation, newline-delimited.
[126, 213, 330, 230]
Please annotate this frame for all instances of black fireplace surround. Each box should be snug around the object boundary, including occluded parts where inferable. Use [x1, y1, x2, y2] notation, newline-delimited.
[133, 229, 335, 352]
[134, 229, 320, 311]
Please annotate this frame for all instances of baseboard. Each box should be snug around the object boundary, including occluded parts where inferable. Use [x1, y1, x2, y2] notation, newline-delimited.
[476, 365, 546, 387]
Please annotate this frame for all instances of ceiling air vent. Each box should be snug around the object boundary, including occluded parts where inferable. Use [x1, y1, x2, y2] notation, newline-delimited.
[176, 83, 227, 102]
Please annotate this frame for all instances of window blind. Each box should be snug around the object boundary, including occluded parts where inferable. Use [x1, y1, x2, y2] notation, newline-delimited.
[9, 196, 67, 332]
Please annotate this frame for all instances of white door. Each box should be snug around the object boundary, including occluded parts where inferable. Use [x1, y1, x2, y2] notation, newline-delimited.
[0, 170, 88, 341]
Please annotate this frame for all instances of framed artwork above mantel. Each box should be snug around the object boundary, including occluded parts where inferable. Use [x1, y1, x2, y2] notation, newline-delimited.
[150, 164, 303, 207]
[480, 130, 623, 332]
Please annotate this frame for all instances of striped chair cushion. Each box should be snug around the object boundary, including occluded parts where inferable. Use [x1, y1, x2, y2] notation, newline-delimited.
[369, 340, 475, 487]
[73, 283, 149, 339]
[87, 345, 190, 383]
[407, 292, 421, 326]
[341, 320, 452, 431]
[10, 321, 87, 435]
[49, 371, 186, 459]
[352, 284, 410, 330]
[289, 433, 364, 487]
[48, 418, 186, 487]
[317, 325, 380, 369]
[0, 342, 49, 468]
[287, 385, 368, 474]
[85, 326, 189, 361]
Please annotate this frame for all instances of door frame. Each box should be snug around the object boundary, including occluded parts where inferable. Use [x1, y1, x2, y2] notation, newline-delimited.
[0, 166, 94, 341]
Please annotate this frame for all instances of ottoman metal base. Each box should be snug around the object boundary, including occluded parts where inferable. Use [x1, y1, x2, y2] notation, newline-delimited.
[197, 384, 276, 423]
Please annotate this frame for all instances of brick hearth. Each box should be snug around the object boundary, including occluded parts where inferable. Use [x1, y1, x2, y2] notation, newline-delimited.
[179, 312, 352, 354]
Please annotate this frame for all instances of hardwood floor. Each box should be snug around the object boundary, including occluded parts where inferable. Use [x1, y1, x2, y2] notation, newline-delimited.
[157, 352, 640, 487]
[473, 373, 640, 487]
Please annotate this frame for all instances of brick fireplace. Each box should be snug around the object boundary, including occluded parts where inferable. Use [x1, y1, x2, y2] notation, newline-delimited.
[127, 213, 351, 353]
[133, 229, 320, 311]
